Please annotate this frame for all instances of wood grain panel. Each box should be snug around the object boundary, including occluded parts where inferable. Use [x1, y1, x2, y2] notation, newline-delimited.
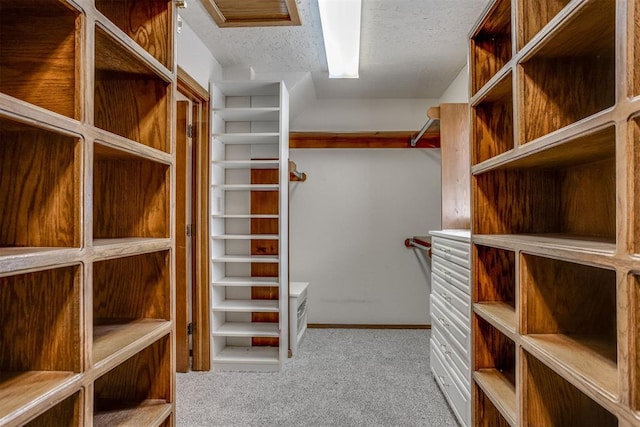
[95, 0, 170, 67]
[94, 336, 170, 409]
[474, 156, 615, 240]
[633, 274, 640, 412]
[471, 0, 511, 94]
[473, 74, 513, 164]
[521, 254, 616, 339]
[473, 169, 559, 235]
[634, 1, 640, 97]
[93, 148, 169, 239]
[175, 101, 188, 373]
[517, 0, 570, 49]
[521, 56, 615, 144]
[633, 117, 640, 254]
[524, 352, 617, 426]
[93, 251, 170, 323]
[532, 0, 615, 58]
[440, 103, 470, 229]
[474, 245, 515, 305]
[473, 385, 511, 427]
[0, 121, 79, 247]
[0, 2, 78, 118]
[290, 131, 440, 149]
[505, 126, 615, 169]
[474, 316, 516, 385]
[95, 29, 169, 152]
[202, 0, 300, 27]
[94, 77, 169, 152]
[559, 158, 615, 238]
[251, 168, 279, 347]
[25, 391, 81, 427]
[0, 266, 80, 372]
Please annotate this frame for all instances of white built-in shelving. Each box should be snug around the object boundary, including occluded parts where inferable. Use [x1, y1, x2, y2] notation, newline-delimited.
[210, 80, 289, 371]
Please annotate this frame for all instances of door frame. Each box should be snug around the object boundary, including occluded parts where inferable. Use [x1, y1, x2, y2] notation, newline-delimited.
[177, 66, 210, 371]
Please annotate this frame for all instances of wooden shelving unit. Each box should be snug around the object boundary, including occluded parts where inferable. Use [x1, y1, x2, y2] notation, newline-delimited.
[210, 81, 289, 371]
[0, 0, 176, 425]
[469, 0, 639, 425]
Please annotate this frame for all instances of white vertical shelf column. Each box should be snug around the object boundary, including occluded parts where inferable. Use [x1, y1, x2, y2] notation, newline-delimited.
[210, 81, 289, 371]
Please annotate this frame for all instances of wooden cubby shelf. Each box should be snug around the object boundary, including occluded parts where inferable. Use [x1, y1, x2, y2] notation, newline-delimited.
[524, 351, 618, 426]
[521, 254, 618, 398]
[474, 316, 516, 425]
[519, 0, 615, 145]
[470, 0, 512, 95]
[0, 266, 81, 425]
[0, 1, 79, 119]
[25, 390, 81, 427]
[471, 0, 638, 424]
[474, 386, 512, 427]
[93, 144, 169, 240]
[95, 0, 172, 69]
[93, 335, 172, 427]
[1, 0, 176, 423]
[94, 28, 170, 153]
[473, 127, 616, 246]
[0, 117, 80, 252]
[472, 72, 513, 165]
[93, 251, 170, 371]
[473, 244, 515, 336]
[517, 0, 571, 49]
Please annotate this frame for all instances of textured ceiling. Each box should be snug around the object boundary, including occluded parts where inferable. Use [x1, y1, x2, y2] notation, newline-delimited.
[180, 0, 490, 99]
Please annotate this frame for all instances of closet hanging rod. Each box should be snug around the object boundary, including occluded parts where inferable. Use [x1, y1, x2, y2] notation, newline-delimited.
[410, 106, 440, 147]
[404, 236, 432, 254]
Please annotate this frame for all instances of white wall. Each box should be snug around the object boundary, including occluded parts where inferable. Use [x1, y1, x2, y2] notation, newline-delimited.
[288, 97, 442, 324]
[290, 149, 441, 324]
[176, 17, 222, 88]
[292, 98, 439, 131]
[439, 64, 470, 103]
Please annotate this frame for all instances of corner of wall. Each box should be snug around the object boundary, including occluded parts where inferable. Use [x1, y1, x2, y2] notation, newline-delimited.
[438, 63, 470, 104]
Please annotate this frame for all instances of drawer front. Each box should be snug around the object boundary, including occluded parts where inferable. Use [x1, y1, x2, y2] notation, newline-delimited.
[432, 272, 470, 319]
[432, 237, 470, 269]
[431, 339, 471, 427]
[431, 294, 470, 361]
[432, 254, 470, 293]
[432, 328, 470, 389]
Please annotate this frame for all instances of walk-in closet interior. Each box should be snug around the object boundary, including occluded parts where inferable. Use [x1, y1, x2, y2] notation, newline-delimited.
[0, 0, 638, 426]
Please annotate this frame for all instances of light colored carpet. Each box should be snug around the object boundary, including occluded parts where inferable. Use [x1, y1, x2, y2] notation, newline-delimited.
[176, 329, 458, 426]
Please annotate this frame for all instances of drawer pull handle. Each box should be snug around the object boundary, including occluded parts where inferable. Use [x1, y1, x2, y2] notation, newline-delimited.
[439, 318, 449, 327]
[438, 375, 450, 387]
[440, 292, 450, 301]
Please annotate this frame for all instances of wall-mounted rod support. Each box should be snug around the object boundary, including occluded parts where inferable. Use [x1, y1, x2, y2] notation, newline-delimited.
[289, 160, 307, 182]
[410, 106, 440, 147]
[404, 236, 432, 256]
[290, 170, 307, 181]
[410, 117, 438, 147]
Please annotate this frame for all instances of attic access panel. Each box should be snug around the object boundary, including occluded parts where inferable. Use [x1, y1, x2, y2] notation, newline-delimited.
[202, 0, 301, 27]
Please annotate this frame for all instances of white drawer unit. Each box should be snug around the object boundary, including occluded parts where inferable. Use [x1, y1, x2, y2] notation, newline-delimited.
[429, 229, 471, 427]
[431, 338, 471, 427]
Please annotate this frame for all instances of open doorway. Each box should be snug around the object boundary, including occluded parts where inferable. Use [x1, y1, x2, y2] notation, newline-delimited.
[176, 68, 210, 372]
